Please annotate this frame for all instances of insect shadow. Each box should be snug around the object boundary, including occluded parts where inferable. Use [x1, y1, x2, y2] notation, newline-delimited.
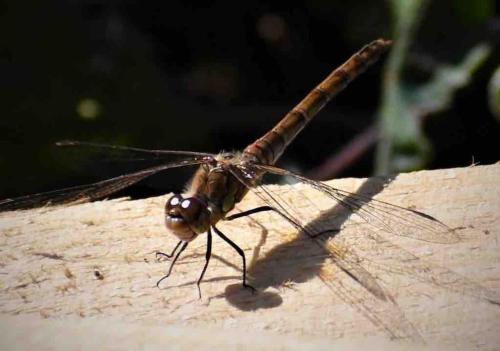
[223, 175, 395, 310]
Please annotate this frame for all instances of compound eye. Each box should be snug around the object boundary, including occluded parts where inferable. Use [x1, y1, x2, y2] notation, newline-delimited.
[165, 194, 183, 211]
[179, 197, 204, 221]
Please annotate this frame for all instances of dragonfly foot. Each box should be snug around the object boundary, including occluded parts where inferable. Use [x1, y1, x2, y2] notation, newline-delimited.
[243, 283, 257, 294]
[156, 275, 168, 289]
[155, 251, 171, 261]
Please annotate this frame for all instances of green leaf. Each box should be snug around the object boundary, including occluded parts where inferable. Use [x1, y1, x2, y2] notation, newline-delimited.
[488, 66, 500, 122]
[376, 0, 491, 175]
[376, 0, 430, 174]
[411, 44, 492, 114]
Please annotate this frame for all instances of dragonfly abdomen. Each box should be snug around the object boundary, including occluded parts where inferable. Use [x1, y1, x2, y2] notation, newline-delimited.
[243, 39, 391, 165]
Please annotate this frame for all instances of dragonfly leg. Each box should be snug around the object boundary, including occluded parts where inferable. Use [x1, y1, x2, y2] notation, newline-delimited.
[155, 240, 182, 261]
[212, 225, 256, 293]
[156, 241, 188, 288]
[225, 205, 338, 239]
[225, 206, 274, 221]
[196, 228, 213, 299]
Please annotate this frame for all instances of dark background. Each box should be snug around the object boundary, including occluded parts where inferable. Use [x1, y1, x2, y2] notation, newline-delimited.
[1, 0, 499, 200]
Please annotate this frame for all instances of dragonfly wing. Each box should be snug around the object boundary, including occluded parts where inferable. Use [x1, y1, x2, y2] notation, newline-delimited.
[0, 158, 208, 211]
[228, 164, 422, 340]
[229, 163, 388, 297]
[319, 262, 423, 341]
[250, 164, 459, 244]
[55, 140, 214, 162]
[236, 163, 500, 305]
[344, 228, 500, 305]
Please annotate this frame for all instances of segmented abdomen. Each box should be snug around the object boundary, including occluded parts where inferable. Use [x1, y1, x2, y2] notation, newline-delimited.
[243, 39, 392, 165]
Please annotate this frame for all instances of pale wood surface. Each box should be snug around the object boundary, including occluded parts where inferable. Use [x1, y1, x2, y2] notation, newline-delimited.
[0, 163, 499, 350]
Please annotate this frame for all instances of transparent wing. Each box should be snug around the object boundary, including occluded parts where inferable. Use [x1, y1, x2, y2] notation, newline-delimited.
[337, 227, 500, 305]
[249, 163, 459, 244]
[228, 162, 499, 338]
[317, 260, 423, 341]
[228, 164, 389, 298]
[244, 164, 499, 301]
[0, 157, 209, 211]
[55, 140, 214, 163]
[228, 164, 423, 340]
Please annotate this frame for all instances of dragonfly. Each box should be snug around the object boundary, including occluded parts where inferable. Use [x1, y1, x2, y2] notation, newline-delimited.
[2, 40, 478, 334]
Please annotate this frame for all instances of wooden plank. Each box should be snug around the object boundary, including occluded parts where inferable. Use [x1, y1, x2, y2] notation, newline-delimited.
[0, 163, 499, 349]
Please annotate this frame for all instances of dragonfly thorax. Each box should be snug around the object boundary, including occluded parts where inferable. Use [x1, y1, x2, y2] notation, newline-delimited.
[165, 194, 211, 242]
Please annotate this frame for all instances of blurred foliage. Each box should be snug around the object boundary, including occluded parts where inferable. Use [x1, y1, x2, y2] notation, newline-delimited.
[453, 0, 495, 24]
[376, 0, 494, 174]
[0, 0, 499, 199]
[488, 66, 500, 121]
[376, 0, 430, 174]
[410, 45, 491, 114]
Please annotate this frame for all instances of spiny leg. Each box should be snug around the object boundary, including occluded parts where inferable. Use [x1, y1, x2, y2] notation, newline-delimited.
[156, 240, 182, 261]
[212, 225, 256, 293]
[226, 205, 338, 239]
[225, 206, 274, 221]
[156, 241, 188, 288]
[226, 205, 298, 228]
[196, 228, 213, 299]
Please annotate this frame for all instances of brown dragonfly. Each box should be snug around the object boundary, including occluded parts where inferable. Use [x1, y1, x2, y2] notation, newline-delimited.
[4, 39, 490, 338]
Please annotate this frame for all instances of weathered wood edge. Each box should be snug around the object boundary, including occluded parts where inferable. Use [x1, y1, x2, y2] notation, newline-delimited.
[0, 163, 499, 350]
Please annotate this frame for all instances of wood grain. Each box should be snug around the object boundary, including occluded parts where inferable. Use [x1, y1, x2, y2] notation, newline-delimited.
[0, 163, 499, 350]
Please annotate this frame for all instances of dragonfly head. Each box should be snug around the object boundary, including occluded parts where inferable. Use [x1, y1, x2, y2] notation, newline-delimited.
[165, 194, 210, 242]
